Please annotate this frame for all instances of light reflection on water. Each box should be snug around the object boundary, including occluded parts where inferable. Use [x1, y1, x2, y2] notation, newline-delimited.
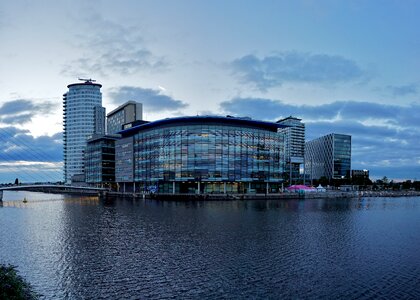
[0, 191, 419, 299]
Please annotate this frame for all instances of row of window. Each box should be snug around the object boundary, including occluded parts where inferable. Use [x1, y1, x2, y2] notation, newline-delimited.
[129, 125, 284, 182]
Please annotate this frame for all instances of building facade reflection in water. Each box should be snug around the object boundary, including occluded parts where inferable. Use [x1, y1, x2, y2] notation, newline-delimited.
[0, 192, 419, 299]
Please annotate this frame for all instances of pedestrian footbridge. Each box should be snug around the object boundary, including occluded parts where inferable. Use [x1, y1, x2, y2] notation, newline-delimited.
[0, 185, 107, 201]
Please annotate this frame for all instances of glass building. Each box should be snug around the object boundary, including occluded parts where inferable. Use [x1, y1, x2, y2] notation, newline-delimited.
[85, 135, 119, 187]
[63, 79, 105, 183]
[117, 116, 286, 194]
[305, 133, 351, 181]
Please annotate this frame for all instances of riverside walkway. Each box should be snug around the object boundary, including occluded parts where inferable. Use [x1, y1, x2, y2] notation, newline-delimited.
[105, 190, 420, 201]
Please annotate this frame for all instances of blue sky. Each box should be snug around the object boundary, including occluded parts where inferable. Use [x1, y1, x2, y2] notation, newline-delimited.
[0, 0, 419, 182]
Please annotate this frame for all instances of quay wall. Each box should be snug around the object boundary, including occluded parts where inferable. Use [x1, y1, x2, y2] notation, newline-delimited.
[102, 190, 420, 201]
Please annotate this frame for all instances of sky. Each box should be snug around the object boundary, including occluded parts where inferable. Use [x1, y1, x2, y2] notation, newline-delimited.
[0, 0, 419, 183]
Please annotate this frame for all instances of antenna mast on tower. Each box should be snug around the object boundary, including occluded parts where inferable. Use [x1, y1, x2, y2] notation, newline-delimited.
[78, 78, 96, 83]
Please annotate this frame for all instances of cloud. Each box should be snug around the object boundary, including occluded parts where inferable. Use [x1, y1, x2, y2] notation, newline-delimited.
[108, 86, 188, 112]
[62, 14, 167, 77]
[0, 99, 57, 125]
[387, 83, 418, 96]
[220, 98, 419, 129]
[220, 97, 420, 179]
[231, 52, 364, 91]
[0, 127, 62, 183]
[0, 127, 62, 162]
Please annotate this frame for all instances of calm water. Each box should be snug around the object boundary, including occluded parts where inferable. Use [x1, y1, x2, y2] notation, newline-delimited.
[0, 191, 419, 299]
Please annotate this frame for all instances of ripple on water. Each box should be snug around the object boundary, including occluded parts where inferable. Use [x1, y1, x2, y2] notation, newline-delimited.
[0, 195, 419, 299]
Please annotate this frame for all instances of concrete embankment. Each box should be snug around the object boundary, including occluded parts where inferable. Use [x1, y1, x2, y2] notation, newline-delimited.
[101, 190, 420, 201]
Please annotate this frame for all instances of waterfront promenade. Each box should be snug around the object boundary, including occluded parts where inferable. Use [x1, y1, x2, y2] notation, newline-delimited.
[104, 190, 420, 201]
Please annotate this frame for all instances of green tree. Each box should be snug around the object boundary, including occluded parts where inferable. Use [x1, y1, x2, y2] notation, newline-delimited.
[319, 176, 329, 187]
[402, 180, 412, 190]
[0, 264, 38, 299]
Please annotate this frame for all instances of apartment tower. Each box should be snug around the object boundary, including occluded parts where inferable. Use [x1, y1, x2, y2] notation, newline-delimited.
[63, 79, 105, 183]
[277, 116, 305, 185]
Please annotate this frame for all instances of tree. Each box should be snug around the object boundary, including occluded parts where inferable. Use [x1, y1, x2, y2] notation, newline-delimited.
[14, 178, 19, 185]
[402, 180, 412, 190]
[0, 264, 38, 299]
[319, 176, 329, 187]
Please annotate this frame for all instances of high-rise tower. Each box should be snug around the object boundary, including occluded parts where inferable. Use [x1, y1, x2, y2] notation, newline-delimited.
[63, 79, 104, 183]
[277, 116, 305, 185]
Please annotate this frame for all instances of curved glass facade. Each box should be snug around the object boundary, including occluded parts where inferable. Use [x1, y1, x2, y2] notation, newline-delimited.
[128, 121, 285, 193]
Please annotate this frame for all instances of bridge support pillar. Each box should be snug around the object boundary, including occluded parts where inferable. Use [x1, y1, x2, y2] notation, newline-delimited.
[0, 190, 3, 201]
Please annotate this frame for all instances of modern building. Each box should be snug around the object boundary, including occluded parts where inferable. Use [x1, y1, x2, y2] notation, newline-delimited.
[351, 169, 369, 178]
[116, 116, 287, 194]
[305, 133, 351, 182]
[351, 169, 370, 186]
[94, 106, 106, 135]
[107, 101, 143, 134]
[63, 79, 105, 183]
[277, 116, 305, 185]
[85, 134, 120, 187]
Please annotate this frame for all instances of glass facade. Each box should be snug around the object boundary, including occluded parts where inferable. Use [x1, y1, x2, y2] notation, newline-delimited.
[85, 136, 118, 185]
[305, 133, 351, 181]
[115, 137, 134, 182]
[333, 134, 351, 178]
[118, 117, 286, 194]
[107, 109, 125, 134]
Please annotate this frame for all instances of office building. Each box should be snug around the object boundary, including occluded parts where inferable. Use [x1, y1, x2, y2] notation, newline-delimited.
[351, 169, 370, 185]
[107, 101, 143, 134]
[305, 133, 351, 181]
[63, 79, 105, 183]
[94, 106, 106, 135]
[85, 134, 119, 187]
[116, 116, 286, 194]
[277, 116, 305, 185]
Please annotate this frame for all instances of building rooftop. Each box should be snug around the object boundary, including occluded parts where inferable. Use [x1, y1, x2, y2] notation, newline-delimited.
[87, 134, 121, 143]
[67, 78, 102, 89]
[119, 115, 288, 136]
[276, 116, 302, 123]
[107, 101, 141, 117]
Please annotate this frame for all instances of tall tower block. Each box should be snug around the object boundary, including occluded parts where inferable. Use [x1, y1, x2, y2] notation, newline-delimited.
[63, 79, 104, 183]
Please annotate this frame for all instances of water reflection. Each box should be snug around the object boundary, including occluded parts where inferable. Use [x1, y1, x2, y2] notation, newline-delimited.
[0, 192, 419, 299]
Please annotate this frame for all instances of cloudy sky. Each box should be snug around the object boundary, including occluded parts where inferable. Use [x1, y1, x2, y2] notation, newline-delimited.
[0, 0, 419, 182]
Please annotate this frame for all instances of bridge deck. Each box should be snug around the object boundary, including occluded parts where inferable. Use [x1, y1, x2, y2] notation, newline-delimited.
[0, 185, 106, 191]
[0, 185, 107, 201]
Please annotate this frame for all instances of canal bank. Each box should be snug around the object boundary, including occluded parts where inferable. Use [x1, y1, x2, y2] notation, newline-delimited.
[101, 190, 420, 201]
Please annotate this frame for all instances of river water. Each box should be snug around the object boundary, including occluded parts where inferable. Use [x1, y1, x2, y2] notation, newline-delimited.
[0, 191, 419, 299]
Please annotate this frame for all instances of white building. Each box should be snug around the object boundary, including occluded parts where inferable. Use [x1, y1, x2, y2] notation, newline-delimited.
[277, 116, 305, 185]
[63, 79, 105, 183]
[107, 101, 143, 134]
